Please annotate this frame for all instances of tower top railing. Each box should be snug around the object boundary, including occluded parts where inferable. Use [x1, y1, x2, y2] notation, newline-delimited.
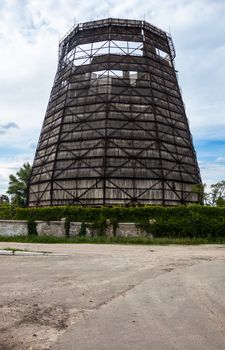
[59, 18, 175, 59]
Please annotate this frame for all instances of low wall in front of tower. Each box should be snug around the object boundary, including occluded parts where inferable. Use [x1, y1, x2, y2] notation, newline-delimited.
[0, 220, 147, 238]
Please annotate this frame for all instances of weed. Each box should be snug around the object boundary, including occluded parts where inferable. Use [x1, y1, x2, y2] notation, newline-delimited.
[0, 235, 225, 245]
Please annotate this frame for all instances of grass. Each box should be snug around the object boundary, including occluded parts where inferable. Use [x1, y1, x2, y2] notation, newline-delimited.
[3, 247, 28, 252]
[2, 247, 28, 254]
[0, 235, 225, 245]
[1, 247, 51, 254]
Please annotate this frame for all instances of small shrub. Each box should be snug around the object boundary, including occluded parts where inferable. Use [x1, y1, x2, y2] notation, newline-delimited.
[79, 222, 87, 236]
[64, 216, 70, 237]
[111, 219, 118, 236]
[27, 218, 37, 236]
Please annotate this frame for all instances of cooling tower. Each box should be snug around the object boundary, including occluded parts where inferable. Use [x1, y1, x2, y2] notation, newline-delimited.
[28, 18, 202, 207]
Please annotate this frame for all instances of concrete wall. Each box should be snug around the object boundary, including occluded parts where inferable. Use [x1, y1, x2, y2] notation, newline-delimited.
[0, 220, 28, 237]
[69, 222, 81, 236]
[116, 223, 145, 237]
[36, 221, 66, 237]
[0, 220, 147, 237]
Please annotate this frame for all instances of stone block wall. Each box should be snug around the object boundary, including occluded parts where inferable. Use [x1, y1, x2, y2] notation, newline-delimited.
[0, 220, 147, 238]
[69, 222, 81, 236]
[0, 220, 28, 236]
[36, 221, 65, 237]
[116, 223, 145, 237]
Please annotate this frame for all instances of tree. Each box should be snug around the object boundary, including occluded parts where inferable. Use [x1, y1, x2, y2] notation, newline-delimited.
[7, 162, 32, 207]
[192, 183, 207, 204]
[210, 180, 225, 206]
[192, 181, 225, 206]
[215, 196, 225, 207]
[0, 194, 9, 205]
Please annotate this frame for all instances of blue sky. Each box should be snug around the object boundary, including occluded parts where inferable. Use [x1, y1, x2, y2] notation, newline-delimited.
[0, 0, 225, 193]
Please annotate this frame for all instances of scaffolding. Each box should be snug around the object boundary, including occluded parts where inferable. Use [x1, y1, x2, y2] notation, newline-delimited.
[28, 18, 202, 207]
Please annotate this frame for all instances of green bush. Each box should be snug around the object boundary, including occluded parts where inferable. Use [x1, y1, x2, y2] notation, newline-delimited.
[27, 217, 37, 236]
[79, 222, 87, 236]
[64, 216, 70, 237]
[0, 205, 16, 220]
[0, 204, 225, 239]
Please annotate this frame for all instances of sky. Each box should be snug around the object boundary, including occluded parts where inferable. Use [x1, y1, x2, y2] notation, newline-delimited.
[0, 0, 225, 194]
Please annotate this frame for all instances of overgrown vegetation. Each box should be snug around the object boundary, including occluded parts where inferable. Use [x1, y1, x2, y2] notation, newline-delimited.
[64, 216, 71, 237]
[0, 235, 225, 245]
[27, 217, 38, 236]
[1, 205, 225, 239]
[79, 222, 87, 236]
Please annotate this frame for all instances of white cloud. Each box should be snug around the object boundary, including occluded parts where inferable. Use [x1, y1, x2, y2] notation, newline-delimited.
[216, 157, 225, 163]
[200, 161, 225, 187]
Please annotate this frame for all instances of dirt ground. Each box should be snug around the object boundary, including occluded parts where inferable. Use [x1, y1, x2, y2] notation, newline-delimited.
[0, 243, 225, 350]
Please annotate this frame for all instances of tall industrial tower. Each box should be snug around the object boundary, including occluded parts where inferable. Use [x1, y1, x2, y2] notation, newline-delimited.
[28, 18, 202, 207]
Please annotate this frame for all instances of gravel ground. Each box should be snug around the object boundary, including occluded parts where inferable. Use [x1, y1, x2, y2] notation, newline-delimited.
[0, 243, 225, 350]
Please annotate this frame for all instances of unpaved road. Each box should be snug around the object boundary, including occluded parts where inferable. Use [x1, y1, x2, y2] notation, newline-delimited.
[0, 243, 225, 350]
